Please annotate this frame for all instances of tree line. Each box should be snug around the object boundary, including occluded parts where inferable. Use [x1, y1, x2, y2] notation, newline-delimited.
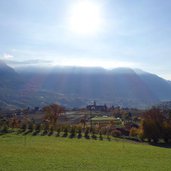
[1, 104, 171, 143]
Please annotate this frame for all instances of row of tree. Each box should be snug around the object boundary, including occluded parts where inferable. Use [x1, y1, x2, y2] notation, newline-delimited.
[1, 104, 171, 143]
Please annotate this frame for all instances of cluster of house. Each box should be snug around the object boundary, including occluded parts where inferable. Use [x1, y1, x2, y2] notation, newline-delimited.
[86, 101, 122, 126]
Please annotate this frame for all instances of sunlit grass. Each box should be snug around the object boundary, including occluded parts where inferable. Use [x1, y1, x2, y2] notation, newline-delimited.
[0, 133, 171, 171]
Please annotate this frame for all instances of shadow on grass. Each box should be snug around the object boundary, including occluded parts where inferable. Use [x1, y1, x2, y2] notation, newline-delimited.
[121, 136, 171, 148]
[0, 130, 14, 135]
[149, 142, 171, 148]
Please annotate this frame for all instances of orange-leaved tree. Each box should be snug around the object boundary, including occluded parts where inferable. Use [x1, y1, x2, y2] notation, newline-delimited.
[43, 104, 65, 128]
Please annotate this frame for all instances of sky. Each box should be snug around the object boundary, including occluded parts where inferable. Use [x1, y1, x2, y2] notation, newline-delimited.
[0, 0, 171, 80]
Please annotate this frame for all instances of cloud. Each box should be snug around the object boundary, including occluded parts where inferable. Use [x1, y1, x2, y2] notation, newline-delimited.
[3, 53, 14, 59]
[5, 59, 53, 67]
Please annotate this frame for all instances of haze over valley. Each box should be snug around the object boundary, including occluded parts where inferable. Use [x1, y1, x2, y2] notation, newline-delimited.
[0, 61, 171, 109]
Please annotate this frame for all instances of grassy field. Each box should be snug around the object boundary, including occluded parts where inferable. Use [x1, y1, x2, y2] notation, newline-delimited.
[0, 133, 171, 171]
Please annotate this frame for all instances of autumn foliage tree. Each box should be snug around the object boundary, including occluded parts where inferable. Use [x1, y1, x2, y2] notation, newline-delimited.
[9, 114, 20, 129]
[139, 108, 171, 143]
[43, 104, 65, 129]
[162, 120, 171, 142]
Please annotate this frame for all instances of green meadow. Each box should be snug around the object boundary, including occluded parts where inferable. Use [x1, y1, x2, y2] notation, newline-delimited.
[0, 133, 171, 171]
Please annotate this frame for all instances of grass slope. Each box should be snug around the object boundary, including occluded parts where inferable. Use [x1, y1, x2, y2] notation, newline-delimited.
[0, 134, 171, 171]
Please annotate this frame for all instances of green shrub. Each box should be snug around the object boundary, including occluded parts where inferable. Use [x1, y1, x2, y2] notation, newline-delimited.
[99, 131, 103, 140]
[84, 128, 90, 139]
[62, 128, 68, 137]
[77, 128, 82, 139]
[56, 128, 61, 137]
[91, 131, 97, 140]
[48, 125, 54, 136]
[69, 127, 76, 138]
[0, 124, 8, 133]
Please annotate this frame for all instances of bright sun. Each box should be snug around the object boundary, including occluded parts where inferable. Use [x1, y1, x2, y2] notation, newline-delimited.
[69, 0, 102, 35]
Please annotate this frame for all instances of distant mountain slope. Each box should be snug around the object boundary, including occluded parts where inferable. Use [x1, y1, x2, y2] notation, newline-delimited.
[0, 63, 88, 109]
[0, 60, 22, 88]
[168, 81, 171, 85]
[0, 61, 23, 109]
[137, 73, 171, 100]
[16, 66, 171, 108]
[1, 62, 171, 109]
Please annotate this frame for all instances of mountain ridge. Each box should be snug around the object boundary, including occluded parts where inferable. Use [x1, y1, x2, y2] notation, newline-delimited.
[0, 62, 171, 109]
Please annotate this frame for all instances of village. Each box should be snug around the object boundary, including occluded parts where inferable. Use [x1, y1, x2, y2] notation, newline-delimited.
[0, 101, 143, 140]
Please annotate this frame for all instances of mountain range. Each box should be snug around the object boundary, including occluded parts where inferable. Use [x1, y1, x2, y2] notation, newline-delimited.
[0, 60, 171, 109]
